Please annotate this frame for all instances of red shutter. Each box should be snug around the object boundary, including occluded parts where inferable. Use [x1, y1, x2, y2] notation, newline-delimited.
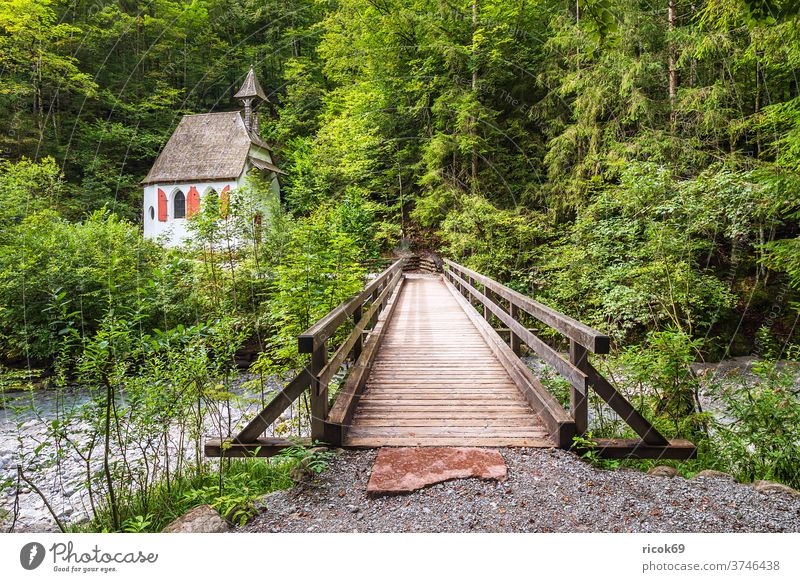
[157, 189, 168, 221]
[220, 185, 230, 218]
[187, 186, 200, 217]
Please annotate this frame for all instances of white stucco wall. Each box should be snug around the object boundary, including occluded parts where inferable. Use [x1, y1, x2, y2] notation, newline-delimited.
[143, 141, 282, 248]
[143, 179, 239, 247]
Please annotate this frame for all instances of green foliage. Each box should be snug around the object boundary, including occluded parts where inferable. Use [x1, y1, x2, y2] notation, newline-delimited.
[712, 361, 800, 488]
[573, 354, 800, 489]
[121, 514, 154, 533]
[82, 455, 304, 532]
[0, 164, 161, 361]
[266, 203, 367, 364]
[278, 441, 336, 476]
[619, 329, 705, 435]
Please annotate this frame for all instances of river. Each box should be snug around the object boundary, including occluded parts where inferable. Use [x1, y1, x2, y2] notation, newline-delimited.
[0, 374, 300, 532]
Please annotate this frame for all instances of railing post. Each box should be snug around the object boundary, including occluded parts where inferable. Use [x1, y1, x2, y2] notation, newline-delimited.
[509, 302, 521, 356]
[310, 340, 328, 442]
[369, 282, 382, 328]
[352, 302, 363, 362]
[483, 287, 493, 322]
[569, 340, 589, 437]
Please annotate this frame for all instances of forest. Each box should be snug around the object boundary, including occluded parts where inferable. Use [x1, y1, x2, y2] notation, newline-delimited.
[1, 0, 799, 532]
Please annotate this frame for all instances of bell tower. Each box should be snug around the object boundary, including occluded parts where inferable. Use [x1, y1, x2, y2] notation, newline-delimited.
[234, 65, 268, 133]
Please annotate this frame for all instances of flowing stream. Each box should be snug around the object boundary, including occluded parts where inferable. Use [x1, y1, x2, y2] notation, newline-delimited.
[0, 374, 298, 532]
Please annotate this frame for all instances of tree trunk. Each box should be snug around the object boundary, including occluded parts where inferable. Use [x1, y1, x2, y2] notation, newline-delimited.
[470, 0, 479, 191]
[102, 375, 120, 531]
[668, 0, 677, 128]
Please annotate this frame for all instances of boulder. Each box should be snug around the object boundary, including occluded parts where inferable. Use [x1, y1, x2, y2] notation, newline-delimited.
[647, 466, 678, 478]
[752, 480, 800, 497]
[162, 504, 229, 533]
[693, 470, 735, 482]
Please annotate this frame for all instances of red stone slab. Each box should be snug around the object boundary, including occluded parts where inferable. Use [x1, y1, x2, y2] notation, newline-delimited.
[367, 447, 507, 493]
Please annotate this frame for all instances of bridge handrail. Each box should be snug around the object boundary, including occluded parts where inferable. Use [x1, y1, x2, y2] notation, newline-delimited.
[298, 258, 406, 353]
[206, 258, 406, 456]
[443, 259, 610, 354]
[443, 258, 669, 447]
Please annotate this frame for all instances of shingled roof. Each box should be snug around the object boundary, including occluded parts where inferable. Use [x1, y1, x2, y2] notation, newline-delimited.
[234, 66, 268, 101]
[249, 156, 286, 175]
[142, 111, 273, 184]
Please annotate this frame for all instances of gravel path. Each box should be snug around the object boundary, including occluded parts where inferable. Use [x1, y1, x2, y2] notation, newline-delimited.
[242, 449, 800, 533]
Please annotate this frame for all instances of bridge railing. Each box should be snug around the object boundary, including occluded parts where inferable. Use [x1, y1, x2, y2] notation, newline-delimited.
[443, 259, 695, 459]
[205, 258, 406, 456]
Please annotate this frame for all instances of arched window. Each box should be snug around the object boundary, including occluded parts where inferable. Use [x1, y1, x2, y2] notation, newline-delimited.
[148, 206, 155, 221]
[173, 190, 186, 219]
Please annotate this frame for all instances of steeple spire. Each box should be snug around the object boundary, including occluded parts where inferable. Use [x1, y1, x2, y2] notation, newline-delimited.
[234, 66, 268, 132]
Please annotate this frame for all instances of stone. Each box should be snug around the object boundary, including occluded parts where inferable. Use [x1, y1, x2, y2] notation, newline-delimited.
[290, 457, 315, 483]
[256, 491, 282, 507]
[162, 504, 229, 533]
[366, 447, 507, 494]
[647, 466, 678, 478]
[752, 480, 800, 497]
[693, 470, 735, 482]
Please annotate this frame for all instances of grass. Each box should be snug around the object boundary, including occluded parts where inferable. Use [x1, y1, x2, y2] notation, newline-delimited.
[71, 444, 335, 533]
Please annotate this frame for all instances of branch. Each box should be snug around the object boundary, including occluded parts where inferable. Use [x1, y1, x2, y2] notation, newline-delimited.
[17, 466, 66, 533]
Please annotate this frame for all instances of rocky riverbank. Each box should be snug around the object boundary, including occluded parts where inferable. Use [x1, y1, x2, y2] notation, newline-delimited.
[0, 374, 298, 532]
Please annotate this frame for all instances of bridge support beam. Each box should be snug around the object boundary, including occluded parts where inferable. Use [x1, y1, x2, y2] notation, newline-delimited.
[509, 303, 521, 356]
[310, 341, 328, 442]
[569, 340, 589, 437]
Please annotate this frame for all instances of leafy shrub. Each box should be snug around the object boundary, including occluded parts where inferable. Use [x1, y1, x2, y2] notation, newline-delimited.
[618, 329, 706, 437]
[713, 361, 800, 488]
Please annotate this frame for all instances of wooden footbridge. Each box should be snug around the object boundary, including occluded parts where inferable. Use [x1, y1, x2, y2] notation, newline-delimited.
[206, 258, 695, 459]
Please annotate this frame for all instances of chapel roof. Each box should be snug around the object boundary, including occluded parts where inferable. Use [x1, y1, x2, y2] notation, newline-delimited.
[142, 111, 273, 184]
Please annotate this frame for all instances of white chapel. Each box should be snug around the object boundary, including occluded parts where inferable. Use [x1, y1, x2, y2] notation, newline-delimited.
[142, 66, 284, 246]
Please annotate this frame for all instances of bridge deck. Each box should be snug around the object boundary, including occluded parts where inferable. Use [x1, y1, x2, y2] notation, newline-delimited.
[343, 275, 554, 447]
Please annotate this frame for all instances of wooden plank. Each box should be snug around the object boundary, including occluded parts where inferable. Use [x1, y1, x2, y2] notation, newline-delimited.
[344, 437, 554, 447]
[443, 278, 575, 447]
[204, 437, 308, 458]
[444, 259, 610, 353]
[309, 341, 328, 442]
[367, 383, 518, 388]
[354, 418, 538, 427]
[358, 402, 529, 414]
[569, 340, 589, 437]
[362, 393, 527, 401]
[579, 438, 697, 460]
[346, 426, 548, 437]
[363, 386, 519, 392]
[448, 269, 589, 395]
[509, 303, 521, 355]
[233, 370, 312, 443]
[354, 411, 537, 419]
